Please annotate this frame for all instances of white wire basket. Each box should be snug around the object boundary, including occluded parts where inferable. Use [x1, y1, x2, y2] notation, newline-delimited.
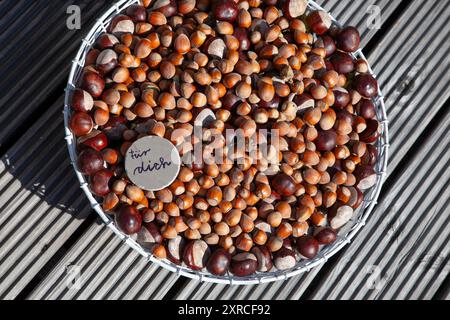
[64, 0, 390, 285]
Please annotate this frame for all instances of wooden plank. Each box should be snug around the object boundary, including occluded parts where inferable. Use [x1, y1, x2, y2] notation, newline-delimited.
[443, 285, 450, 300]
[27, 222, 179, 300]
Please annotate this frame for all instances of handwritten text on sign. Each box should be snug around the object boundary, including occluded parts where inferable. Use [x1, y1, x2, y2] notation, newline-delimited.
[125, 136, 181, 191]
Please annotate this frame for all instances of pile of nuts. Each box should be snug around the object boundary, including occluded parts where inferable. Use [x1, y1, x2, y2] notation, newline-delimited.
[69, 0, 381, 277]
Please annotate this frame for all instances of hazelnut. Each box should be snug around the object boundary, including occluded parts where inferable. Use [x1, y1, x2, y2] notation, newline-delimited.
[174, 33, 191, 54]
[236, 233, 253, 252]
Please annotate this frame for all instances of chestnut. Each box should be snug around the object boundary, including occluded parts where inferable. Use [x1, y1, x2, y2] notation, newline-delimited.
[71, 89, 94, 112]
[362, 144, 378, 166]
[230, 253, 258, 277]
[95, 33, 119, 50]
[69, 112, 93, 136]
[356, 99, 377, 120]
[183, 240, 210, 270]
[315, 227, 337, 245]
[90, 169, 114, 196]
[273, 247, 296, 270]
[348, 186, 364, 209]
[355, 165, 377, 190]
[336, 26, 360, 52]
[306, 10, 332, 35]
[109, 15, 135, 35]
[296, 235, 319, 259]
[333, 87, 350, 109]
[251, 246, 273, 272]
[328, 203, 354, 229]
[207, 248, 231, 276]
[315, 130, 337, 152]
[81, 71, 105, 98]
[167, 235, 185, 264]
[283, 0, 308, 19]
[293, 93, 314, 110]
[126, 4, 147, 22]
[96, 49, 118, 74]
[359, 119, 381, 143]
[77, 149, 104, 176]
[330, 52, 355, 75]
[78, 131, 108, 152]
[116, 205, 142, 235]
[353, 74, 378, 98]
[213, 0, 238, 22]
[155, 0, 178, 17]
[316, 35, 336, 57]
[271, 173, 297, 196]
[137, 222, 163, 247]
[102, 116, 128, 141]
[233, 27, 250, 51]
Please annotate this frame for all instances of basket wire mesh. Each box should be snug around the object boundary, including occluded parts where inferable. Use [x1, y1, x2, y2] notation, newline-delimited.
[63, 0, 390, 285]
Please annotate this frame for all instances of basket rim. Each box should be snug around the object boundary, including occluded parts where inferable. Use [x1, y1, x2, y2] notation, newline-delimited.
[63, 0, 390, 285]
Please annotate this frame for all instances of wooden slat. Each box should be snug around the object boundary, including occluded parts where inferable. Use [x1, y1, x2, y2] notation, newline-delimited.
[443, 285, 450, 300]
[27, 222, 179, 300]
[172, 0, 404, 300]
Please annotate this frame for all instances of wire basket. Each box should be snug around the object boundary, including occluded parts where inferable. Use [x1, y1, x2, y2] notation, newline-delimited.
[64, 0, 390, 285]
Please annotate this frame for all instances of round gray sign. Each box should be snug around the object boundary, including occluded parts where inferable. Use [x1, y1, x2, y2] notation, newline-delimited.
[125, 136, 181, 191]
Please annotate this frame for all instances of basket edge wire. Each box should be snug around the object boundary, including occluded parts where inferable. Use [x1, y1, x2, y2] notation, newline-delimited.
[63, 0, 390, 286]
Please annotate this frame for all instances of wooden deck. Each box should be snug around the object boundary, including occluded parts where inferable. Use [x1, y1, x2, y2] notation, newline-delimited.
[0, 0, 449, 300]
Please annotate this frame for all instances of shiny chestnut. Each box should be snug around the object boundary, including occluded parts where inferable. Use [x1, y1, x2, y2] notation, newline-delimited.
[207, 248, 231, 276]
[296, 235, 319, 259]
[116, 205, 142, 235]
